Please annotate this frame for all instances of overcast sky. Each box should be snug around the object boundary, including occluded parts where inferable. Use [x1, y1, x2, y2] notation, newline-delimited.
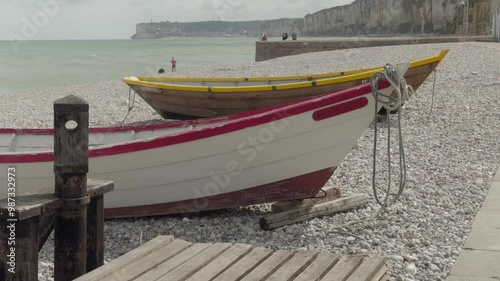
[0, 0, 354, 40]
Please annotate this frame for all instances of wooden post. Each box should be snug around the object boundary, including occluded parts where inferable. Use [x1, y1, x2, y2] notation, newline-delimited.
[53, 95, 90, 281]
[87, 195, 104, 271]
[466, 0, 469, 37]
[38, 211, 55, 252]
[0, 217, 40, 281]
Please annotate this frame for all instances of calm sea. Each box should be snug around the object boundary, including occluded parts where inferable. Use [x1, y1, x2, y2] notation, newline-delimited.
[0, 37, 259, 94]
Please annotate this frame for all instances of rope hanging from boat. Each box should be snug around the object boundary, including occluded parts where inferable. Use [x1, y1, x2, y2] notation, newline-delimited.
[414, 68, 439, 118]
[370, 64, 414, 208]
[426, 69, 438, 118]
[316, 57, 444, 237]
[323, 65, 416, 234]
[119, 87, 136, 124]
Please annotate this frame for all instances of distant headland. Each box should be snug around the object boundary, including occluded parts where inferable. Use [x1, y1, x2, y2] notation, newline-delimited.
[132, 0, 499, 39]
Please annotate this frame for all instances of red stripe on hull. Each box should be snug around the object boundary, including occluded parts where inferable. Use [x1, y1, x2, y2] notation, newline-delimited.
[104, 167, 336, 218]
[313, 97, 368, 121]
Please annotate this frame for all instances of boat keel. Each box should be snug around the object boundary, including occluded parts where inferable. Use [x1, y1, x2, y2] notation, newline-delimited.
[104, 167, 336, 218]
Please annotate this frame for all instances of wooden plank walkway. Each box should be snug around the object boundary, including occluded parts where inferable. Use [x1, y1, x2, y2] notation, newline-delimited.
[75, 235, 388, 281]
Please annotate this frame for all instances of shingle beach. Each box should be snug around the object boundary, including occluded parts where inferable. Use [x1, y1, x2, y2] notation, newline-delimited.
[2, 42, 499, 281]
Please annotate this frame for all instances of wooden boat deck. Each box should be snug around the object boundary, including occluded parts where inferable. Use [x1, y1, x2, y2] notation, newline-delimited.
[75, 235, 388, 281]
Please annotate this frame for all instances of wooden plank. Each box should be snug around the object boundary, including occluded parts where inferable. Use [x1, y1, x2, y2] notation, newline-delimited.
[346, 257, 387, 281]
[377, 271, 389, 281]
[154, 243, 232, 281]
[1, 216, 39, 281]
[294, 253, 340, 281]
[74, 235, 174, 281]
[371, 264, 388, 281]
[0, 194, 61, 220]
[272, 186, 341, 213]
[0, 180, 113, 220]
[212, 247, 273, 281]
[320, 256, 363, 281]
[87, 194, 104, 272]
[185, 244, 253, 281]
[260, 194, 369, 230]
[86, 180, 114, 197]
[267, 251, 318, 281]
[239, 250, 294, 281]
[134, 243, 213, 281]
[104, 239, 192, 281]
[38, 210, 55, 252]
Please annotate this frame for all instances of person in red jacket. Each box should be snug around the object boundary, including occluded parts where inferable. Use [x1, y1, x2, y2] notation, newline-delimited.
[171, 57, 177, 72]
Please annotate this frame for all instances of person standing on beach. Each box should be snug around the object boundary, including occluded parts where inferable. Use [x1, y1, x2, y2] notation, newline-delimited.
[171, 57, 177, 72]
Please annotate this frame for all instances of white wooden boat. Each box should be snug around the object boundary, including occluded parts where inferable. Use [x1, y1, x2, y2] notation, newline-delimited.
[0, 65, 407, 218]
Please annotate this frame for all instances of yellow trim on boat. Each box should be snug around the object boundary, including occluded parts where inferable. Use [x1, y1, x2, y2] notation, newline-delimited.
[122, 50, 448, 93]
[275, 81, 315, 90]
[211, 85, 274, 93]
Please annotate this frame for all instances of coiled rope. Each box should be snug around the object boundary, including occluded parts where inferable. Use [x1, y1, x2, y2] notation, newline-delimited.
[370, 64, 414, 208]
[329, 64, 414, 232]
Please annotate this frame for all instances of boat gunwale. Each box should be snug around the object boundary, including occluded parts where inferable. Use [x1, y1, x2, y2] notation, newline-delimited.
[0, 80, 391, 163]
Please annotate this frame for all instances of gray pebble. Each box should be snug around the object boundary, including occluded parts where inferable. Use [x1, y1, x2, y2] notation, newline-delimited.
[26, 42, 500, 281]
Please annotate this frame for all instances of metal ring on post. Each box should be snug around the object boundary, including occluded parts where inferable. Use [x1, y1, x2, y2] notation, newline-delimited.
[62, 195, 91, 208]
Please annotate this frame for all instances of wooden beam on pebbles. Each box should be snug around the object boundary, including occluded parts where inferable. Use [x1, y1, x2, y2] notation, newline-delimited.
[260, 194, 369, 230]
[271, 186, 342, 213]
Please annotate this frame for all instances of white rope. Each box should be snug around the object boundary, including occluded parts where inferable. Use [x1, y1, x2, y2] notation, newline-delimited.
[119, 88, 136, 125]
[426, 69, 438, 118]
[327, 64, 414, 234]
[370, 64, 413, 208]
[414, 68, 439, 118]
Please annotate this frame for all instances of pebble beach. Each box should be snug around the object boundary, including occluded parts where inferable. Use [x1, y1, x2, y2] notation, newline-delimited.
[2, 42, 499, 281]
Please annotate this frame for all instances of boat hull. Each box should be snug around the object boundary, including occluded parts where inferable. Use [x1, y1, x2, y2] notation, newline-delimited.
[126, 53, 445, 119]
[1, 81, 396, 218]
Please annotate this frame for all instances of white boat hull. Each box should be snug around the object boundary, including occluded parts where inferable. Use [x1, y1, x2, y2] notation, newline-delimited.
[0, 81, 394, 217]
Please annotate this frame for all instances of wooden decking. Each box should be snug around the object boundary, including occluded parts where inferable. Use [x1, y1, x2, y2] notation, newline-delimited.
[75, 235, 387, 281]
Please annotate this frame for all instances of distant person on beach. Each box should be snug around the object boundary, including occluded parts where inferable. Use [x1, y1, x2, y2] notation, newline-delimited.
[171, 57, 177, 72]
[292, 32, 297, 40]
[282, 32, 288, 41]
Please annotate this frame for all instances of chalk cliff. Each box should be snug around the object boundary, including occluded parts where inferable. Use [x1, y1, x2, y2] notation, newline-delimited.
[132, 21, 263, 39]
[303, 0, 498, 36]
[260, 18, 304, 37]
[132, 0, 499, 38]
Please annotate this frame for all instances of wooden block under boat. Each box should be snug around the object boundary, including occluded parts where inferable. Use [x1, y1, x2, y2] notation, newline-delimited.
[271, 186, 342, 213]
[261, 194, 369, 230]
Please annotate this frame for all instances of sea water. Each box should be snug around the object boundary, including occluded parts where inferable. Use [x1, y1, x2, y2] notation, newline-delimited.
[0, 37, 258, 94]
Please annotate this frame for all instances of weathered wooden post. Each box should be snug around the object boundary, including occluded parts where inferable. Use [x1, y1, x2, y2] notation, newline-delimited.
[87, 190, 104, 271]
[0, 216, 39, 281]
[53, 95, 90, 281]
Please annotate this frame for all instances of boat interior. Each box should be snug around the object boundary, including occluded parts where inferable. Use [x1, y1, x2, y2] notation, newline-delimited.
[133, 68, 375, 87]
[0, 121, 221, 153]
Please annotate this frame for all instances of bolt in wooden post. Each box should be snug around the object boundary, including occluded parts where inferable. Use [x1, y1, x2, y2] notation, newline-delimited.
[53, 95, 90, 281]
